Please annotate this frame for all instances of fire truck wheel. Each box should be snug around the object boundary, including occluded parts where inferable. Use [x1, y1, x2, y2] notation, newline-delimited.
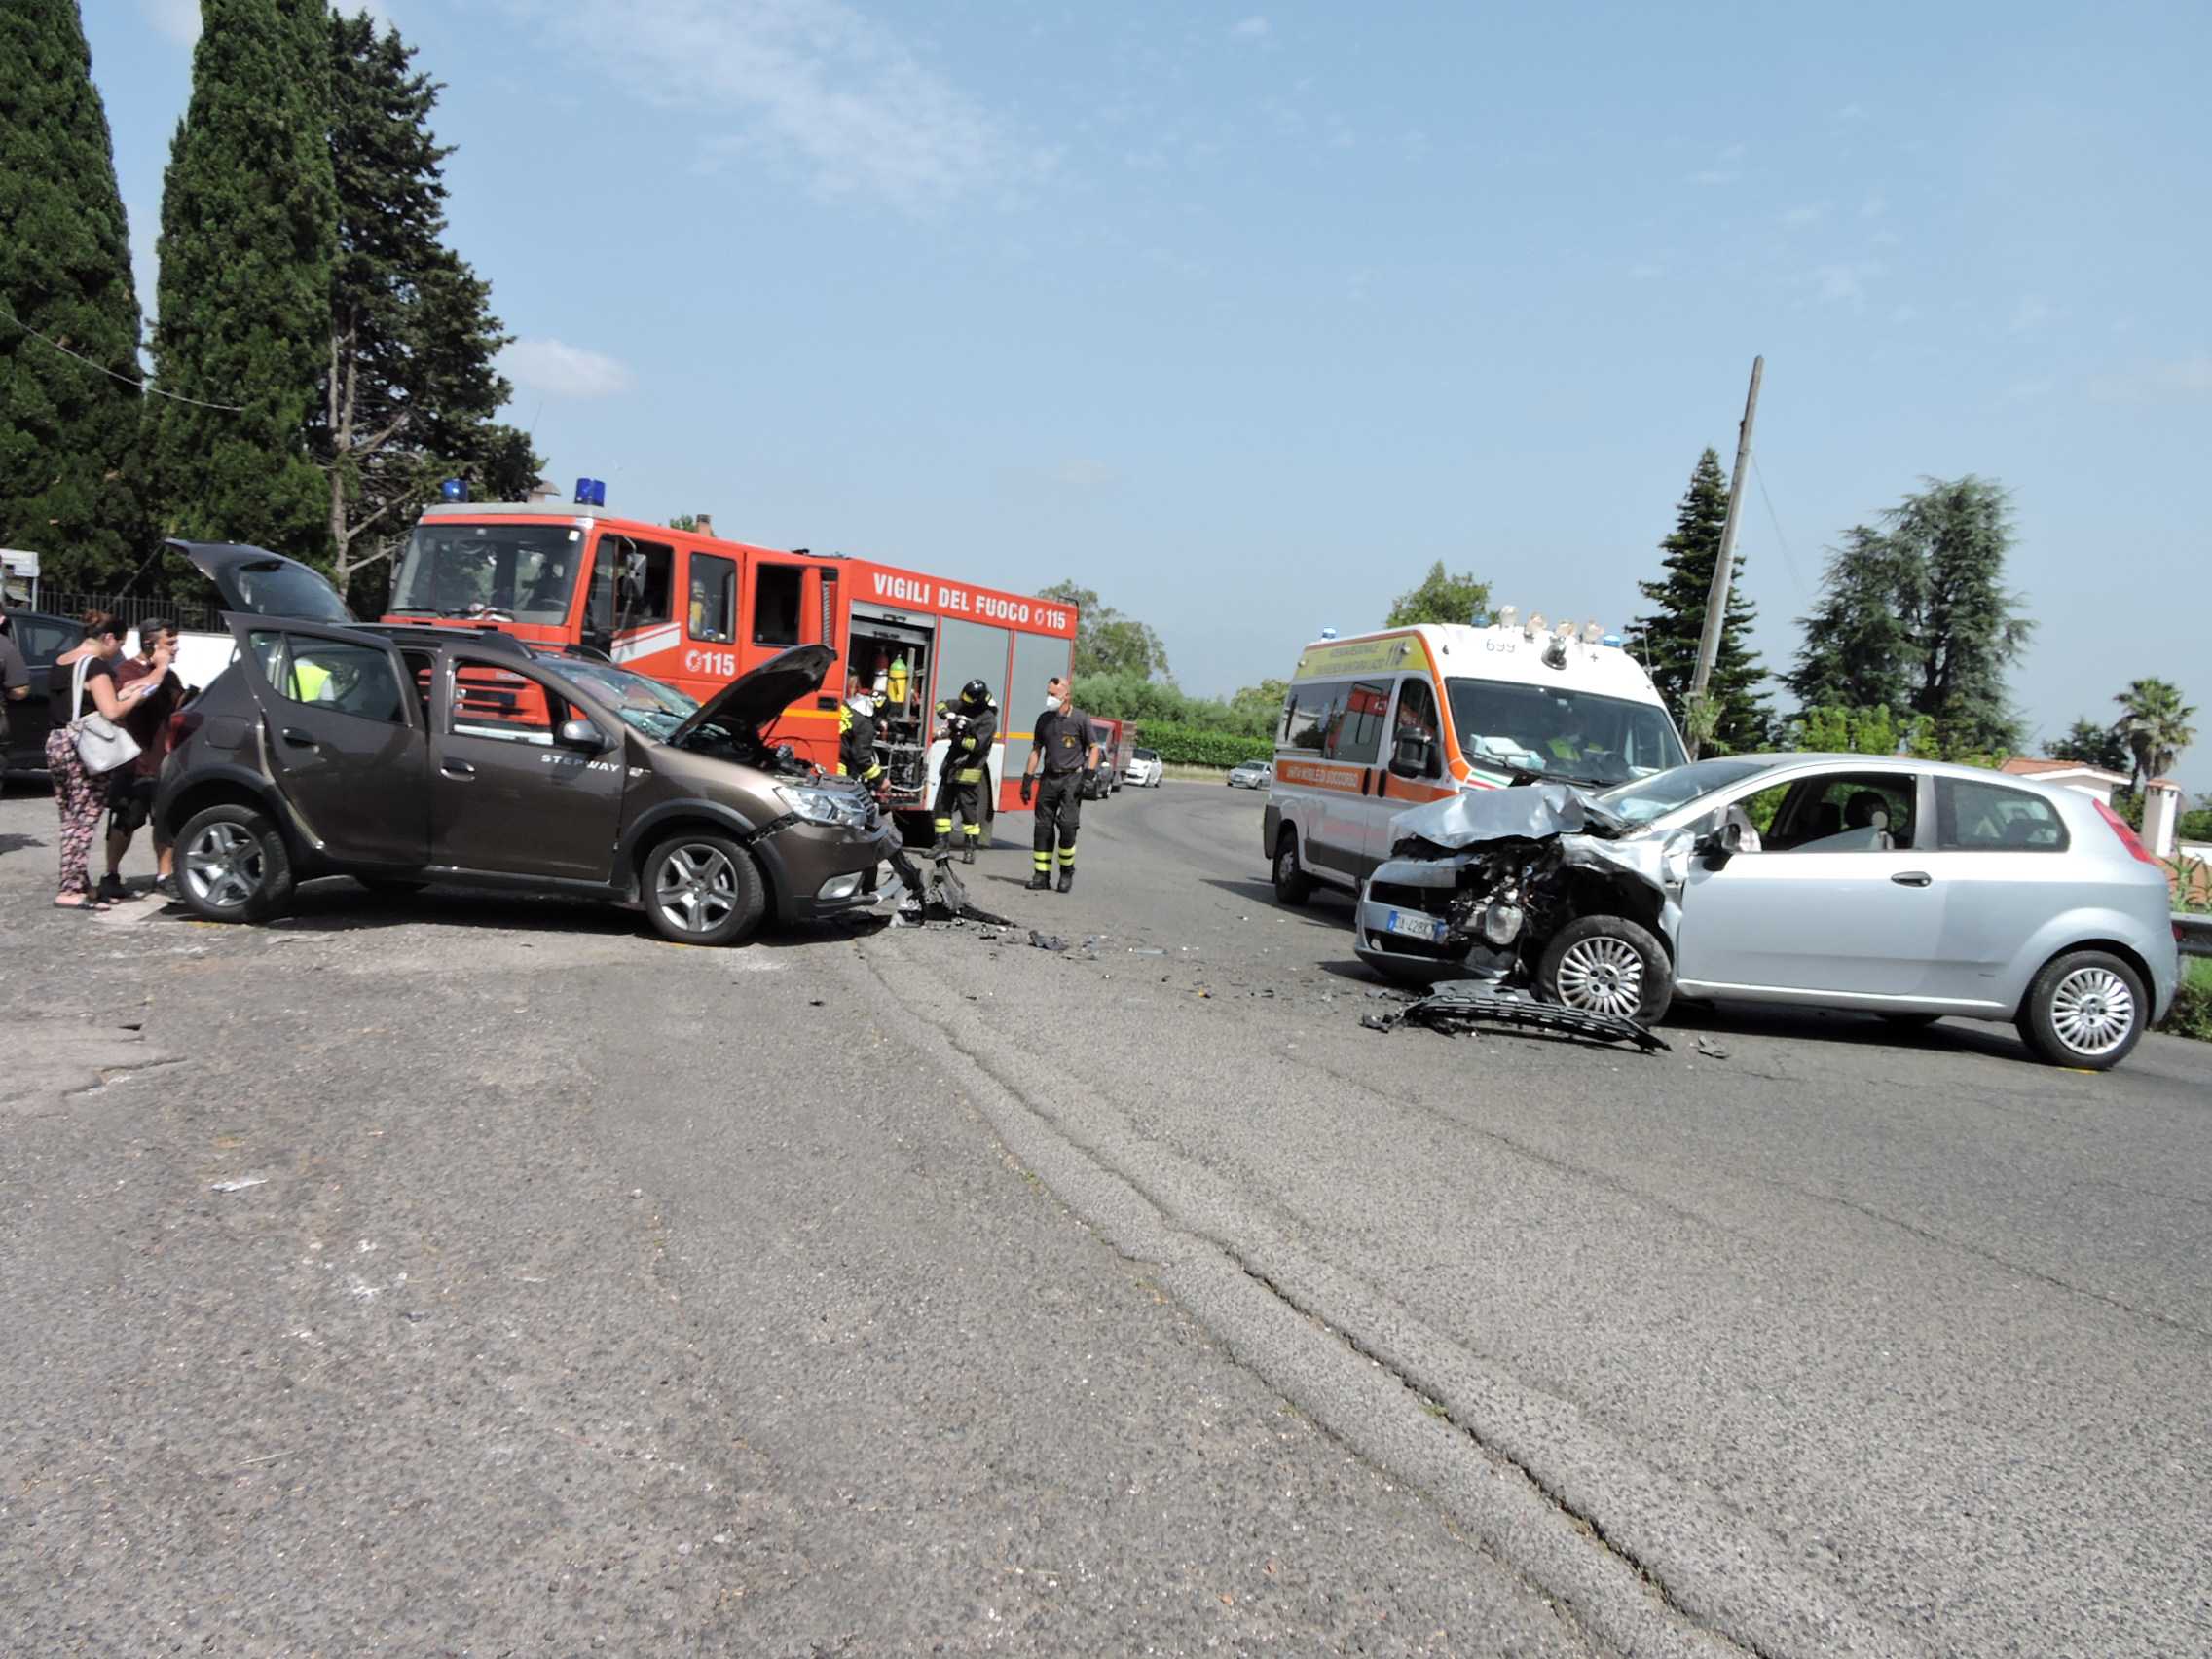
[643, 832, 766, 947]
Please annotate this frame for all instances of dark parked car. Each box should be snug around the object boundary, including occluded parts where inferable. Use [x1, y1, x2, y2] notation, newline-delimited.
[156, 542, 893, 946]
[2, 608, 83, 772]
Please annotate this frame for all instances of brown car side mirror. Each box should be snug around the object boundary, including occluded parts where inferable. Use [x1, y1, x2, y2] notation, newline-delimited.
[557, 718, 608, 751]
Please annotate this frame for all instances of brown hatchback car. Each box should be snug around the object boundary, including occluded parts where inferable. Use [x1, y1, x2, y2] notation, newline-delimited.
[155, 542, 893, 945]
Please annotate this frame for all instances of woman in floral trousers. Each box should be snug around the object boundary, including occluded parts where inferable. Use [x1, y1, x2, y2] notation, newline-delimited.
[47, 612, 153, 909]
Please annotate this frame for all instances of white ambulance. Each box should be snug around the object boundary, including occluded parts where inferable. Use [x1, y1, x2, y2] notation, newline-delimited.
[1261, 611, 1686, 903]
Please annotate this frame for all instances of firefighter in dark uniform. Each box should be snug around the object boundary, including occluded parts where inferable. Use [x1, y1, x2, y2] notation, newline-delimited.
[838, 674, 883, 790]
[1018, 675, 1101, 892]
[932, 678, 998, 861]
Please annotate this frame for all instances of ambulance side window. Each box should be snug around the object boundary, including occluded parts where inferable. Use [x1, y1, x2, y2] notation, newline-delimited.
[1325, 679, 1390, 764]
[689, 553, 736, 643]
[755, 563, 803, 646]
[1392, 677, 1441, 776]
[1282, 681, 1344, 752]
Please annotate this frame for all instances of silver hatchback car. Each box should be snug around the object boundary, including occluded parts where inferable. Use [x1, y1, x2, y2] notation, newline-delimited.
[1351, 754, 2181, 1069]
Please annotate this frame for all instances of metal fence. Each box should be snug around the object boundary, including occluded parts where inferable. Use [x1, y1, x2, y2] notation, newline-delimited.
[17, 589, 225, 635]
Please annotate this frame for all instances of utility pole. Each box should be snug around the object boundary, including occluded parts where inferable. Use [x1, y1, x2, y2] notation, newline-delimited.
[1686, 354, 1763, 758]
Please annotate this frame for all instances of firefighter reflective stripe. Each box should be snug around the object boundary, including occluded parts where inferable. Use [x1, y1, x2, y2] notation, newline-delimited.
[956, 767, 984, 784]
[1056, 844, 1076, 867]
[1033, 850, 1051, 871]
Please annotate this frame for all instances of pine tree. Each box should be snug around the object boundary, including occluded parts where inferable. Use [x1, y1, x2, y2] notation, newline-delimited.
[1629, 449, 1769, 752]
[1894, 476, 2031, 754]
[315, 11, 536, 609]
[0, 0, 145, 588]
[1787, 477, 2030, 756]
[1785, 523, 1924, 713]
[148, 0, 336, 571]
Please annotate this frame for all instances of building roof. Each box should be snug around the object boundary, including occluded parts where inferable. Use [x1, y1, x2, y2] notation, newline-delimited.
[2003, 757, 2130, 785]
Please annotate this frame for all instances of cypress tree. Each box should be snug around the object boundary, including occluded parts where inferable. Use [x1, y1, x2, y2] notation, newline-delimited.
[0, 0, 145, 589]
[315, 11, 536, 610]
[148, 0, 336, 571]
[1629, 449, 1770, 752]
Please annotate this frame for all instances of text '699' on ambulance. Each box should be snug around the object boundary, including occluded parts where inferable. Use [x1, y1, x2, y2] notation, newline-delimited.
[1261, 609, 1686, 902]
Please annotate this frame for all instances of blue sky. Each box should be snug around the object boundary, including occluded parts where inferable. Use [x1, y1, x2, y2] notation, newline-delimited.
[84, 1, 2212, 786]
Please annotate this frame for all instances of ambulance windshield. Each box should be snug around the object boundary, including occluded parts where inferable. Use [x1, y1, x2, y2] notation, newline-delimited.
[1444, 679, 1685, 787]
[390, 524, 584, 624]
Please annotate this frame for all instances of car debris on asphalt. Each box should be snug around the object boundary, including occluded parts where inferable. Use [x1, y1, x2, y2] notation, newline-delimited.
[1359, 980, 1670, 1052]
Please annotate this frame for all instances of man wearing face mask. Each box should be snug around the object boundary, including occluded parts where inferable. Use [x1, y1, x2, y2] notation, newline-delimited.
[1018, 675, 1101, 892]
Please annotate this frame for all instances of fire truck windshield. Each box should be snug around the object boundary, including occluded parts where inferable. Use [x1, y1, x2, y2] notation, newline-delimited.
[390, 524, 584, 624]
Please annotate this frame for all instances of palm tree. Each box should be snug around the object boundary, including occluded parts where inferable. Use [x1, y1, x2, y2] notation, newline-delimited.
[2111, 678, 2197, 792]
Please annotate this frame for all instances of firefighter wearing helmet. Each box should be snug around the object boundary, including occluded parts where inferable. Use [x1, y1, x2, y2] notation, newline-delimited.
[932, 678, 998, 862]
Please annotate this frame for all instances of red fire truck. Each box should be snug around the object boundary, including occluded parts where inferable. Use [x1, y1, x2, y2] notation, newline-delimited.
[386, 501, 1076, 841]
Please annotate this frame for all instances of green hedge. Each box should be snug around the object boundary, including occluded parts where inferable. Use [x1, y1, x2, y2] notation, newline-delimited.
[1141, 722, 1274, 767]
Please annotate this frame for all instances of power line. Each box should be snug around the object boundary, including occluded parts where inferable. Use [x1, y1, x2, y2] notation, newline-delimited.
[0, 305, 246, 412]
[1750, 453, 1810, 606]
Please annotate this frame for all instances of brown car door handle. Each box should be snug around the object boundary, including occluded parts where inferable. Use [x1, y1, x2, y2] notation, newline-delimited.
[441, 759, 476, 779]
[1891, 870, 1933, 887]
[279, 726, 314, 746]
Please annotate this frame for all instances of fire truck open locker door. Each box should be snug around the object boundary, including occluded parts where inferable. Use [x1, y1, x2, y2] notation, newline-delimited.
[846, 605, 936, 842]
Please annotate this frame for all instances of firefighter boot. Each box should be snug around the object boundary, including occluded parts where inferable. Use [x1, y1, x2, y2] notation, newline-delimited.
[1056, 848, 1075, 894]
[1026, 850, 1051, 891]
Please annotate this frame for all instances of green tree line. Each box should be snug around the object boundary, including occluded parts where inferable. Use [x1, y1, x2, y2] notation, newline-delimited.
[1051, 456, 2194, 791]
[1, 0, 530, 608]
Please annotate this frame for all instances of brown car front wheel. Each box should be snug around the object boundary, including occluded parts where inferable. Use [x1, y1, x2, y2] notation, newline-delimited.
[643, 832, 765, 947]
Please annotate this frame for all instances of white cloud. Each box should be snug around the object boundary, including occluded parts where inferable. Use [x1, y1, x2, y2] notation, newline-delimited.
[512, 0, 1042, 214]
[499, 339, 637, 400]
[141, 0, 200, 46]
[1809, 261, 1885, 306]
[2088, 354, 2212, 405]
[1233, 17, 1272, 42]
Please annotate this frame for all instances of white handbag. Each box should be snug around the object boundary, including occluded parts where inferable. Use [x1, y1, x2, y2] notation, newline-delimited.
[68, 655, 142, 776]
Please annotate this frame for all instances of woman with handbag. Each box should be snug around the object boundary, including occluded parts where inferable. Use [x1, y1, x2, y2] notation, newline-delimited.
[46, 611, 157, 909]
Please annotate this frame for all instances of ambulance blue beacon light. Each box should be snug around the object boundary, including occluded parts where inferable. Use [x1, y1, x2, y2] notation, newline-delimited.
[439, 478, 469, 502]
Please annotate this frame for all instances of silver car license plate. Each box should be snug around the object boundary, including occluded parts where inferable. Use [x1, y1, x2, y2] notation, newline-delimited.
[1384, 908, 1443, 942]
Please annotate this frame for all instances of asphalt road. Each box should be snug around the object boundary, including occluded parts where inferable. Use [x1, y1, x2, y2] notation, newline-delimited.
[6, 772, 2209, 1657]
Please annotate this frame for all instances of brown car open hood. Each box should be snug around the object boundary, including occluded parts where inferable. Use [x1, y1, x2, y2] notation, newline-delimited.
[666, 644, 838, 745]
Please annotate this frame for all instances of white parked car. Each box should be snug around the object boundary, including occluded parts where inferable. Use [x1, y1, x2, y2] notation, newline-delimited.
[1227, 760, 1272, 790]
[1123, 746, 1164, 788]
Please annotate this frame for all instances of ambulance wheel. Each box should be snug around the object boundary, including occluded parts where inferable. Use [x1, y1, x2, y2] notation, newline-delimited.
[1272, 830, 1316, 907]
[643, 832, 765, 947]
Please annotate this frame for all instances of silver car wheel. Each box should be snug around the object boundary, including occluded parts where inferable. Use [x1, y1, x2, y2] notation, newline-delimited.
[2048, 966, 2135, 1056]
[653, 842, 739, 935]
[1553, 935, 1645, 1018]
[183, 821, 263, 910]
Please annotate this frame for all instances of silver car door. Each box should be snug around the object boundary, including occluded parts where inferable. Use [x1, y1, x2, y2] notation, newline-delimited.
[1917, 774, 2079, 1005]
[1675, 769, 1944, 998]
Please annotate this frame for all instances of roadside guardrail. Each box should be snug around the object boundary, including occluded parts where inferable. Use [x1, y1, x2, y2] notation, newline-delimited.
[2175, 912, 2212, 958]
